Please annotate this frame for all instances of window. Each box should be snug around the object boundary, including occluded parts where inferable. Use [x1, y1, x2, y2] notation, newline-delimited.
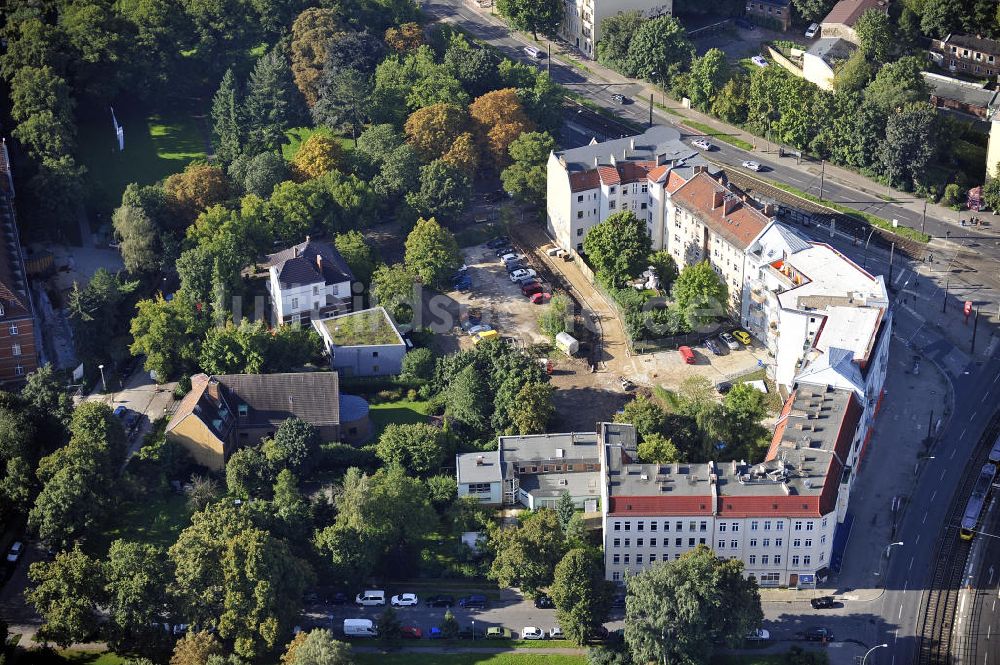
[822, 517, 828, 528]
[688, 521, 696, 532]
[761, 555, 769, 565]
[467, 483, 493, 494]
[763, 521, 771, 531]
[774, 555, 781, 564]
[578, 195, 584, 202]
[624, 539, 631, 548]
[291, 297, 299, 309]
[804, 539, 812, 548]
[650, 553, 657, 562]
[730, 539, 737, 548]
[613, 538, 621, 548]
[14, 365, 24, 376]
[614, 522, 621, 531]
[613, 554, 620, 564]
[675, 521, 682, 531]
[751, 520, 759, 531]
[806, 522, 814, 531]
[699, 538, 706, 545]
[624, 522, 631, 531]
[637, 521, 645, 532]
[612, 571, 621, 581]
[792, 555, 799, 566]
[794, 521, 803, 531]
[8, 324, 16, 335]
[775, 538, 782, 547]
[576, 229, 582, 237]
[749, 555, 757, 565]
[675, 538, 682, 547]
[719, 523, 727, 532]
[718, 540, 726, 549]
[700, 521, 707, 532]
[749, 539, 757, 547]
[372, 351, 379, 358]
[623, 554, 630, 565]
[776, 522, 784, 531]
[11, 344, 21, 356]
[731, 523, 740, 532]
[793, 539, 801, 548]
[650, 522, 658, 532]
[238, 404, 248, 416]
[636, 538, 644, 547]
[650, 538, 657, 547]
[641, 184, 648, 193]
[577, 211, 584, 219]
[313, 286, 319, 295]
[803, 555, 811, 566]
[820, 535, 827, 545]
[688, 538, 695, 547]
[609, 200, 616, 209]
[640, 202, 647, 210]
[762, 538, 769, 547]
[636, 554, 643, 564]
[610, 186, 616, 194]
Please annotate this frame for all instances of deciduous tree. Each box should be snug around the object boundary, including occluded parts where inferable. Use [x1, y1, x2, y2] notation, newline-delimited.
[371, 263, 416, 322]
[496, 0, 564, 39]
[404, 216, 461, 287]
[113, 205, 160, 275]
[170, 631, 224, 665]
[637, 433, 680, 463]
[582, 211, 653, 288]
[334, 230, 374, 286]
[407, 159, 471, 223]
[854, 8, 892, 62]
[670, 261, 728, 330]
[625, 17, 693, 86]
[104, 540, 169, 653]
[687, 48, 729, 110]
[376, 423, 449, 476]
[263, 418, 322, 475]
[290, 8, 344, 106]
[130, 292, 209, 381]
[596, 12, 644, 75]
[488, 509, 566, 594]
[511, 381, 554, 435]
[501, 130, 555, 205]
[469, 88, 533, 169]
[401, 347, 435, 381]
[879, 102, 938, 190]
[551, 548, 612, 645]
[863, 56, 929, 113]
[385, 22, 424, 53]
[26, 545, 104, 648]
[284, 628, 354, 665]
[164, 164, 232, 223]
[291, 133, 344, 179]
[404, 103, 472, 162]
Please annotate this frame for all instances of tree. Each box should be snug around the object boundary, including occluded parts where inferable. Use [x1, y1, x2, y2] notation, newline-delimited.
[557, 492, 576, 531]
[879, 102, 937, 189]
[226, 446, 274, 498]
[613, 396, 668, 441]
[229, 151, 289, 197]
[637, 433, 680, 463]
[501, 131, 555, 205]
[583, 211, 653, 288]
[324, 30, 387, 76]
[711, 75, 750, 125]
[9, 65, 74, 127]
[597, 12, 644, 74]
[864, 56, 929, 113]
[446, 364, 491, 434]
[104, 540, 169, 653]
[312, 66, 371, 143]
[625, 17, 693, 86]
[378, 606, 402, 643]
[170, 631, 223, 665]
[407, 159, 472, 223]
[537, 294, 571, 338]
[671, 261, 728, 330]
[790, 0, 834, 21]
[375, 423, 449, 476]
[404, 216, 461, 287]
[648, 250, 678, 292]
[401, 347, 435, 381]
[22, 363, 74, 431]
[496, 0, 564, 38]
[443, 34, 502, 97]
[854, 8, 892, 62]
[833, 50, 874, 94]
[551, 548, 612, 646]
[920, 0, 962, 38]
[983, 173, 1000, 211]
[511, 382, 554, 434]
[26, 545, 104, 648]
[404, 103, 472, 163]
[25, 156, 87, 234]
[441, 610, 459, 639]
[130, 292, 209, 381]
[212, 69, 244, 164]
[687, 49, 729, 110]
[624, 546, 763, 665]
[113, 206, 160, 275]
[489, 509, 566, 595]
[385, 22, 424, 53]
[291, 133, 344, 179]
[289, 8, 344, 106]
[284, 629, 354, 665]
[469, 89, 533, 169]
[330, 231, 373, 288]
[244, 48, 299, 155]
[427, 474, 458, 511]
[371, 263, 416, 322]
[263, 418, 321, 474]
[187, 475, 221, 512]
[164, 164, 232, 223]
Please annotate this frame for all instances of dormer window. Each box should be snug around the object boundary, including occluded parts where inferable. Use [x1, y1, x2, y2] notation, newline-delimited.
[238, 404, 248, 417]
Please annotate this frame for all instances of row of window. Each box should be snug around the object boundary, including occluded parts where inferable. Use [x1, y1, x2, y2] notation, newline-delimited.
[612, 535, 824, 550]
[613, 520, 708, 533]
[466, 483, 493, 495]
[518, 463, 596, 473]
[611, 551, 822, 570]
[947, 46, 996, 63]
[612, 518, 825, 534]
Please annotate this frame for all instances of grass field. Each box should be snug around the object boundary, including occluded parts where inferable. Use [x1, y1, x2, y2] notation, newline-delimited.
[95, 490, 191, 553]
[682, 119, 755, 152]
[369, 398, 432, 439]
[78, 105, 208, 213]
[356, 654, 586, 665]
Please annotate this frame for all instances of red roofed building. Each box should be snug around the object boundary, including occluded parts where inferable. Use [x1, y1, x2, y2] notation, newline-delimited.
[600, 382, 862, 587]
[0, 142, 40, 385]
[820, 0, 888, 44]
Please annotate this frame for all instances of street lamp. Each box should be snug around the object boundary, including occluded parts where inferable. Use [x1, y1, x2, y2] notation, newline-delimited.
[885, 542, 904, 559]
[97, 364, 107, 393]
[862, 643, 888, 664]
[471, 619, 475, 641]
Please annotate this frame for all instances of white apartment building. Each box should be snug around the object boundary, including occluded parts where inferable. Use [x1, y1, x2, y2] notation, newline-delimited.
[262, 237, 354, 327]
[599, 381, 860, 588]
[546, 125, 710, 255]
[560, 0, 673, 58]
[742, 222, 892, 465]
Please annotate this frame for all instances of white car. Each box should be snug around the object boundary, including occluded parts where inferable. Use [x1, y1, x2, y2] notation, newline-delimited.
[510, 269, 536, 283]
[747, 628, 771, 641]
[524, 45, 541, 58]
[805, 22, 820, 38]
[467, 324, 493, 335]
[692, 138, 712, 151]
[741, 160, 762, 171]
[391, 593, 419, 607]
[751, 56, 768, 68]
[6, 541, 23, 563]
[500, 253, 519, 264]
[522, 627, 545, 640]
[549, 627, 564, 639]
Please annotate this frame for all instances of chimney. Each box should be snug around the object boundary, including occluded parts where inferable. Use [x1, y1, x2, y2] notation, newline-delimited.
[476, 455, 485, 466]
[724, 195, 739, 215]
[630, 138, 635, 150]
[763, 203, 776, 217]
[712, 191, 725, 209]
[316, 254, 323, 271]
[206, 377, 220, 401]
[694, 165, 707, 175]
[305, 235, 310, 242]
[293, 246, 300, 257]
[717, 175, 725, 185]
[594, 156, 599, 167]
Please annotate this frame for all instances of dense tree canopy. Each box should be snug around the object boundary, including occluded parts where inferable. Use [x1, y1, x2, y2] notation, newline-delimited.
[551, 548, 612, 645]
[489, 509, 566, 595]
[583, 211, 653, 288]
[496, 0, 564, 39]
[404, 216, 461, 287]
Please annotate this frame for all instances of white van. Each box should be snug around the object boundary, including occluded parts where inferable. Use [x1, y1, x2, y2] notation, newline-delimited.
[355, 590, 386, 606]
[523, 45, 541, 58]
[343, 618, 378, 638]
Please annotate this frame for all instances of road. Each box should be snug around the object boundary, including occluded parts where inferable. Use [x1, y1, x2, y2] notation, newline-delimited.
[422, 0, 1000, 293]
[968, 498, 1000, 664]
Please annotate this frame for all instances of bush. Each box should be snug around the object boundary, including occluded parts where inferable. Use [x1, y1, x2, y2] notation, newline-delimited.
[942, 183, 965, 209]
[401, 347, 435, 381]
[317, 443, 379, 471]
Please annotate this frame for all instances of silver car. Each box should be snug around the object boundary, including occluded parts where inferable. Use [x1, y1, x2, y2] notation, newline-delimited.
[720, 332, 740, 350]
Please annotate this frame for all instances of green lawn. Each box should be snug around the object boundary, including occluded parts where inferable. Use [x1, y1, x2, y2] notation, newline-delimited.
[369, 398, 432, 439]
[712, 652, 828, 665]
[282, 125, 354, 160]
[356, 655, 585, 665]
[49, 651, 129, 665]
[682, 119, 755, 151]
[78, 105, 208, 213]
[96, 490, 191, 552]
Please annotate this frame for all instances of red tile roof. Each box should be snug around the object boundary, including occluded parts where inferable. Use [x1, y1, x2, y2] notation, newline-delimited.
[719, 496, 821, 518]
[672, 172, 769, 250]
[665, 170, 688, 193]
[609, 495, 714, 516]
[569, 170, 601, 192]
[597, 165, 620, 186]
[822, 0, 886, 27]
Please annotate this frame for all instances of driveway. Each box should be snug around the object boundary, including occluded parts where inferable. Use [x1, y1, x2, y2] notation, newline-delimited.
[82, 368, 178, 460]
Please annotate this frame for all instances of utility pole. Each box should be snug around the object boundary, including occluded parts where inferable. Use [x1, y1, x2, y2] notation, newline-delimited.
[942, 278, 949, 313]
[921, 200, 927, 234]
[971, 307, 980, 353]
[819, 160, 825, 200]
[546, 43, 551, 74]
[926, 409, 934, 444]
[888, 242, 895, 284]
[649, 93, 653, 127]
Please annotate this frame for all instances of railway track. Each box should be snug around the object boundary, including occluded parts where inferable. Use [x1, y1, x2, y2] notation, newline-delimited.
[917, 412, 1000, 664]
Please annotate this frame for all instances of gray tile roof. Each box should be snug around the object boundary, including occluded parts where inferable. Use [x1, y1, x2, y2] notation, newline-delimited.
[264, 238, 354, 289]
[554, 125, 711, 178]
[924, 72, 999, 110]
[218, 372, 340, 427]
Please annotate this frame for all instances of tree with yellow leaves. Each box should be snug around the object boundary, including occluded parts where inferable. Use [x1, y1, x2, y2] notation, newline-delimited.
[290, 9, 344, 106]
[385, 22, 424, 53]
[469, 88, 533, 169]
[291, 133, 344, 180]
[403, 102, 473, 162]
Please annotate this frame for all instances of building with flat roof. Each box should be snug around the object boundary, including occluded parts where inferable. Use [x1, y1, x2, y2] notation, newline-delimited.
[802, 38, 855, 91]
[560, 0, 673, 59]
[312, 306, 407, 377]
[600, 382, 862, 587]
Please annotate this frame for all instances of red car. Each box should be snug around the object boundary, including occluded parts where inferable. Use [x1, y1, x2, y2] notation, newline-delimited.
[530, 292, 551, 304]
[521, 282, 543, 296]
[401, 626, 422, 639]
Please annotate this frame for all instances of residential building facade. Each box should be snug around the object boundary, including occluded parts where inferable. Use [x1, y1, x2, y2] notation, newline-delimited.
[560, 0, 673, 58]
[802, 38, 855, 91]
[923, 71, 1000, 119]
[0, 142, 39, 385]
[745, 0, 791, 30]
[930, 33, 1000, 79]
[819, 0, 888, 44]
[312, 306, 407, 377]
[263, 237, 354, 327]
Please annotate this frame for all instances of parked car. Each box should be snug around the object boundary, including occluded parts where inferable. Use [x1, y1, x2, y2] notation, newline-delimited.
[510, 268, 537, 282]
[678, 345, 696, 364]
[720, 332, 739, 350]
[751, 55, 769, 67]
[704, 338, 724, 356]
[810, 596, 836, 609]
[459, 595, 488, 608]
[620, 377, 635, 391]
[425, 595, 455, 607]
[734, 17, 754, 29]
[805, 22, 820, 38]
[692, 138, 713, 151]
[742, 160, 762, 171]
[530, 292, 551, 304]
[799, 626, 834, 641]
[549, 627, 564, 639]
[716, 381, 733, 394]
[505, 260, 528, 273]
[486, 237, 510, 249]
[400, 626, 422, 639]
[522, 627, 545, 640]
[391, 593, 419, 607]
[611, 93, 628, 104]
[522, 282, 544, 297]
[591, 626, 611, 640]
[330, 592, 348, 605]
[746, 628, 771, 641]
[534, 595, 555, 609]
[500, 252, 519, 263]
[732, 330, 752, 345]
[457, 626, 476, 639]
[427, 626, 443, 639]
[355, 590, 386, 606]
[6, 541, 23, 563]
[523, 45, 541, 58]
[486, 627, 513, 639]
[467, 324, 494, 336]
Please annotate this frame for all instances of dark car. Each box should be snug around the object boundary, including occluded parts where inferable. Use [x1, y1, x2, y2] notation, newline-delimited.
[810, 596, 836, 609]
[522, 283, 544, 297]
[591, 626, 611, 640]
[611, 593, 626, 609]
[800, 627, 834, 641]
[505, 262, 528, 274]
[611, 93, 628, 104]
[330, 592, 348, 605]
[716, 381, 732, 394]
[704, 338, 724, 356]
[534, 595, 555, 609]
[426, 595, 455, 608]
[457, 626, 476, 640]
[458, 594, 488, 609]
[486, 237, 510, 249]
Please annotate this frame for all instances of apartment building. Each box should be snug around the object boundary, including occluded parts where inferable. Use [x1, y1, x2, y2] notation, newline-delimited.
[560, 0, 673, 58]
[742, 222, 891, 463]
[456, 430, 606, 510]
[930, 33, 1000, 79]
[600, 382, 862, 588]
[0, 142, 39, 385]
[546, 125, 711, 255]
[263, 237, 354, 327]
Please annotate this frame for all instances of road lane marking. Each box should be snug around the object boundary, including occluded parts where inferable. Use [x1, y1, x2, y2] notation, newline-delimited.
[903, 581, 908, 593]
[894, 628, 899, 643]
[899, 603, 903, 619]
[931, 491, 938, 502]
[973, 410, 979, 420]
[994, 374, 999, 384]
[916, 533, 921, 545]
[984, 393, 991, 403]
[961, 427, 968, 438]
[942, 469, 948, 481]
[910, 556, 915, 571]
[923, 512, 928, 524]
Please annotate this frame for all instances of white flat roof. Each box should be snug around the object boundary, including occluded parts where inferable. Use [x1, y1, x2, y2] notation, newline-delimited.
[776, 243, 882, 311]
[814, 306, 882, 359]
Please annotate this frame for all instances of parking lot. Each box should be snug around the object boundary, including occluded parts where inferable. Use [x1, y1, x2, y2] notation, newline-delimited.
[622, 334, 768, 394]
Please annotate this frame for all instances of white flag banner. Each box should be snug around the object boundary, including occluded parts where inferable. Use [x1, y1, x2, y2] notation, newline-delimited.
[110, 106, 124, 152]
